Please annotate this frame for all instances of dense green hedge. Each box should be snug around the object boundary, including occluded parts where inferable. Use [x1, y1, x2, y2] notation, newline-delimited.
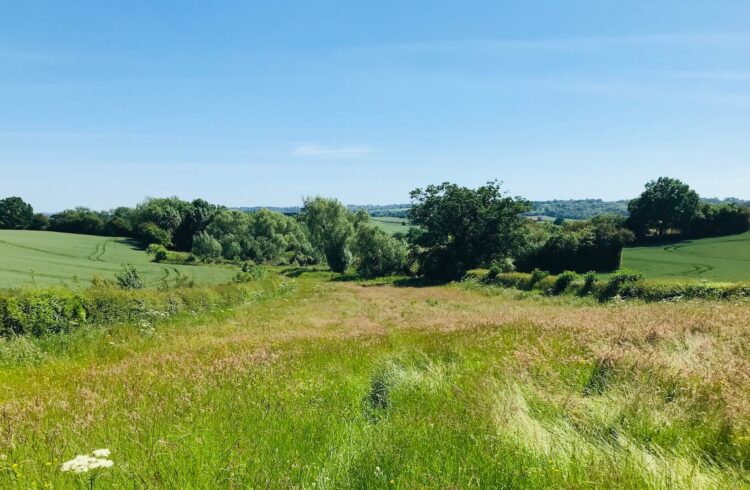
[470, 270, 750, 302]
[0, 281, 275, 338]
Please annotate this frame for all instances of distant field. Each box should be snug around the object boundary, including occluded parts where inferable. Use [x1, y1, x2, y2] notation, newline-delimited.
[371, 216, 411, 235]
[621, 232, 750, 281]
[0, 230, 234, 288]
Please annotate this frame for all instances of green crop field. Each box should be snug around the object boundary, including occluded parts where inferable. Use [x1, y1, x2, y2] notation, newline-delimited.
[371, 216, 411, 235]
[0, 230, 234, 288]
[621, 232, 750, 281]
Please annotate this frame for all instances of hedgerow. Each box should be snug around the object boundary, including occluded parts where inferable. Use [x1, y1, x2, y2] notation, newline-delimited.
[0, 279, 284, 339]
[473, 270, 750, 302]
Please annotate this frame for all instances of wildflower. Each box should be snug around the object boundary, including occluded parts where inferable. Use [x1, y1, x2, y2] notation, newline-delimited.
[92, 449, 110, 458]
[60, 449, 114, 474]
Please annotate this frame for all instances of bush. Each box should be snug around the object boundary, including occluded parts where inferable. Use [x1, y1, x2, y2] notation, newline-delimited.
[147, 244, 169, 262]
[600, 269, 644, 300]
[479, 269, 750, 303]
[487, 258, 515, 279]
[351, 224, 409, 277]
[528, 269, 549, 290]
[517, 216, 634, 274]
[1, 289, 86, 336]
[233, 262, 269, 283]
[552, 271, 577, 295]
[116, 264, 144, 290]
[0, 279, 286, 340]
[580, 271, 598, 296]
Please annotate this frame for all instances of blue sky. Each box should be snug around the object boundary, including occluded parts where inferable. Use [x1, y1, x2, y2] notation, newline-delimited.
[2, 1, 750, 211]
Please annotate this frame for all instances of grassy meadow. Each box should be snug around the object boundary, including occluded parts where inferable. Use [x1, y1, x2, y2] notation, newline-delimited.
[621, 232, 750, 281]
[1, 271, 749, 488]
[0, 230, 234, 288]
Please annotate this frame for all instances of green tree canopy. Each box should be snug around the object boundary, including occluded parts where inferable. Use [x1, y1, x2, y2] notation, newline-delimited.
[351, 223, 409, 277]
[0, 196, 34, 230]
[191, 231, 223, 260]
[300, 197, 354, 273]
[408, 181, 531, 280]
[627, 177, 700, 238]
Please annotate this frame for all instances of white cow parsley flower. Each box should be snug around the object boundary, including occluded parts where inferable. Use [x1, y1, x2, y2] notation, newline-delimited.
[61, 449, 114, 474]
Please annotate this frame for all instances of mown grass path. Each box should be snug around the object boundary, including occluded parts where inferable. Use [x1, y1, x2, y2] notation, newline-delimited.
[1, 274, 749, 488]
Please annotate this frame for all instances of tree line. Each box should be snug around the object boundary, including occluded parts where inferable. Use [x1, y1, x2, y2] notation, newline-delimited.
[1, 176, 747, 281]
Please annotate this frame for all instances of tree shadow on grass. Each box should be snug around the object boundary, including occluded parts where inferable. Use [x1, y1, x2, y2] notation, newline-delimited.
[331, 274, 448, 288]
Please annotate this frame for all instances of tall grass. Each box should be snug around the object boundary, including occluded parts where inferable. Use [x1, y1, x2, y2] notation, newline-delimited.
[0, 272, 748, 488]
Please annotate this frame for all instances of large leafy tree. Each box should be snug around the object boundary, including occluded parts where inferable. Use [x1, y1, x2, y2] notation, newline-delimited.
[351, 223, 409, 277]
[172, 198, 219, 251]
[0, 196, 34, 229]
[300, 197, 353, 273]
[408, 181, 531, 280]
[627, 177, 700, 238]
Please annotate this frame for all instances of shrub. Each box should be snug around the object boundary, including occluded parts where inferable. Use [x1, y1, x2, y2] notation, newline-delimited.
[233, 262, 269, 283]
[351, 224, 409, 277]
[528, 268, 549, 290]
[487, 258, 515, 279]
[116, 264, 144, 290]
[552, 271, 578, 295]
[147, 244, 169, 262]
[580, 271, 598, 296]
[1, 289, 86, 336]
[600, 269, 643, 300]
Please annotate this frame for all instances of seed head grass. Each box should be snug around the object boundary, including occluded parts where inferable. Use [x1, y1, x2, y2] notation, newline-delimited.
[0, 271, 748, 488]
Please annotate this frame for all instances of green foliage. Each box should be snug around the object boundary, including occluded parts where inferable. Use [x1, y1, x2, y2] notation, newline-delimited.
[517, 215, 634, 274]
[28, 213, 49, 231]
[551, 271, 578, 295]
[627, 177, 701, 238]
[408, 181, 531, 280]
[0, 288, 86, 336]
[146, 244, 168, 262]
[49, 207, 106, 235]
[580, 271, 598, 296]
[689, 202, 750, 238]
[191, 231, 223, 260]
[351, 223, 409, 277]
[206, 209, 317, 265]
[600, 269, 644, 300]
[0, 196, 34, 229]
[115, 264, 145, 290]
[0, 278, 276, 339]
[528, 268, 550, 290]
[138, 222, 173, 247]
[482, 268, 750, 302]
[233, 262, 269, 283]
[527, 198, 630, 220]
[301, 197, 354, 273]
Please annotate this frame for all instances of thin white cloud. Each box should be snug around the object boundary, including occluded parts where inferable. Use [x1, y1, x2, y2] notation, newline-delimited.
[293, 144, 380, 158]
